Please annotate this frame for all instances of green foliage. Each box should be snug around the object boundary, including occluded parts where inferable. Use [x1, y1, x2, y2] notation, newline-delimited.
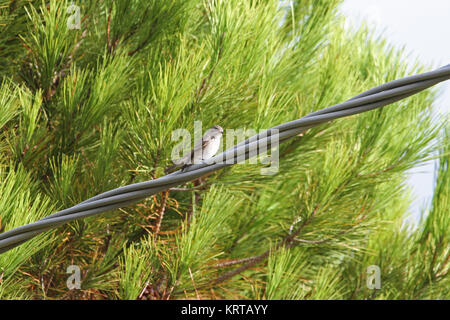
[264, 247, 309, 299]
[169, 186, 242, 289]
[0, 165, 55, 299]
[0, 0, 447, 299]
[118, 238, 156, 300]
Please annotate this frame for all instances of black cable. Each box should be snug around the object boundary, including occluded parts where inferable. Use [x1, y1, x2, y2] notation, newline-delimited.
[0, 64, 449, 254]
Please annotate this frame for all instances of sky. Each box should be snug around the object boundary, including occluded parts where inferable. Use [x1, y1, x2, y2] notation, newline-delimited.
[340, 0, 450, 221]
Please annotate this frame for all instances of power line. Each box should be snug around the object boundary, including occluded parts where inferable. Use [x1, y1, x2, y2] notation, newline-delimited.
[0, 64, 449, 254]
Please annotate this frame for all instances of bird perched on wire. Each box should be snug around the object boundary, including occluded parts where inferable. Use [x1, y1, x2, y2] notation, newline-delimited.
[166, 125, 224, 173]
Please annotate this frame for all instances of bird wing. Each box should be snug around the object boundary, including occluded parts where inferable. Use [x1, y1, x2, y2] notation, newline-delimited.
[188, 134, 211, 162]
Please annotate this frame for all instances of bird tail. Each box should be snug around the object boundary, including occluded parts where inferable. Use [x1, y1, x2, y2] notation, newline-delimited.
[165, 163, 179, 173]
[165, 163, 191, 174]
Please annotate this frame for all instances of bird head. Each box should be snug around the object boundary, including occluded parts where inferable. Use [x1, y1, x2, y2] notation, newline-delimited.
[212, 125, 224, 134]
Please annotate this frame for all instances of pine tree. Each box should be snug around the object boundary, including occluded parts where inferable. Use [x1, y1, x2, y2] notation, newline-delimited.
[0, 0, 448, 299]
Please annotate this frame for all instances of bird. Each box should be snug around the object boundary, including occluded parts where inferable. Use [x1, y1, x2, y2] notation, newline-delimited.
[166, 125, 224, 173]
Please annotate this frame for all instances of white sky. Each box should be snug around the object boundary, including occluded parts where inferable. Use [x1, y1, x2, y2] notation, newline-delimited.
[340, 0, 450, 221]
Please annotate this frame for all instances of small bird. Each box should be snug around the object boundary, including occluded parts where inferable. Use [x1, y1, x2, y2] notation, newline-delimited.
[166, 125, 224, 172]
